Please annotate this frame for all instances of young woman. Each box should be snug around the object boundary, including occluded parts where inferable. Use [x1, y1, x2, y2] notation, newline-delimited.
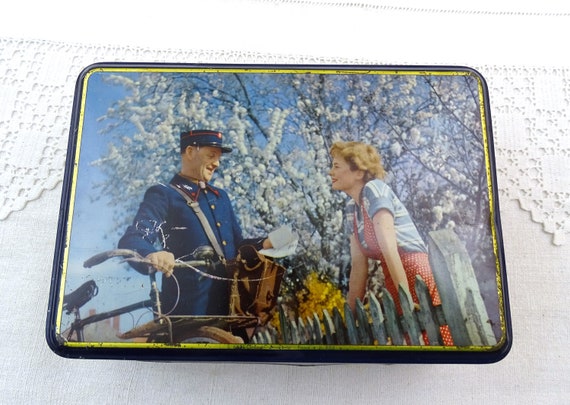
[329, 141, 453, 346]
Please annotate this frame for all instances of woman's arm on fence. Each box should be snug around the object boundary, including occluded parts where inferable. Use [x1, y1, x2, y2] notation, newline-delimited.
[372, 209, 413, 310]
[347, 235, 368, 312]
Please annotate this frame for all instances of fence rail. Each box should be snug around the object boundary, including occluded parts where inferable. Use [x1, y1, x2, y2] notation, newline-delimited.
[252, 229, 497, 347]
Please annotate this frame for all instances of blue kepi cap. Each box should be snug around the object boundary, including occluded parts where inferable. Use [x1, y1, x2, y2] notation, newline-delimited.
[180, 130, 232, 153]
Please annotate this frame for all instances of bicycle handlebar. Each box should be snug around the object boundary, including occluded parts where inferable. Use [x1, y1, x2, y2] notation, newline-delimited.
[83, 249, 210, 269]
[83, 249, 144, 268]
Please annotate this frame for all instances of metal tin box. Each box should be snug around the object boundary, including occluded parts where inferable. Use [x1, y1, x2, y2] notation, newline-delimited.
[46, 63, 511, 363]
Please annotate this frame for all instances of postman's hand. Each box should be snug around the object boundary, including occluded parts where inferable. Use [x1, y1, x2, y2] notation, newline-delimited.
[262, 238, 273, 249]
[146, 251, 175, 277]
[259, 225, 298, 258]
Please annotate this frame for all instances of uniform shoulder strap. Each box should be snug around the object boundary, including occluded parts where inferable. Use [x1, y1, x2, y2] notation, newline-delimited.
[169, 183, 226, 262]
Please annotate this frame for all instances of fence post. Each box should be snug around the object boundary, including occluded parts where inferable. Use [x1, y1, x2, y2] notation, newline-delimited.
[355, 299, 373, 345]
[297, 317, 309, 344]
[322, 309, 336, 345]
[344, 303, 360, 345]
[368, 294, 388, 345]
[333, 307, 347, 345]
[311, 313, 323, 344]
[427, 229, 497, 346]
[381, 287, 405, 345]
[398, 286, 422, 345]
[415, 275, 443, 345]
[278, 304, 291, 344]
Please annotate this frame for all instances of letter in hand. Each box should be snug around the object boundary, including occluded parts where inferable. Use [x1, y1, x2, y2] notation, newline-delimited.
[268, 226, 295, 249]
[146, 251, 175, 277]
[259, 225, 298, 258]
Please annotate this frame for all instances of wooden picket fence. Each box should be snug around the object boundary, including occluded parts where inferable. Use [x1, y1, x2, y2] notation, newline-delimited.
[252, 229, 497, 346]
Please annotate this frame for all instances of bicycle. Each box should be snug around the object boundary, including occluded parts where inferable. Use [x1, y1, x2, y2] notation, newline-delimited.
[62, 246, 265, 344]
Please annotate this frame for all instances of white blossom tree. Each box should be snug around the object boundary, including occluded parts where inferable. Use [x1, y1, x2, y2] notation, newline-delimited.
[91, 70, 495, 300]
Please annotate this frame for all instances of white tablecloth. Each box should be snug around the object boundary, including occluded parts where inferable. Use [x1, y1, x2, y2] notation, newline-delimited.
[1, 1, 569, 403]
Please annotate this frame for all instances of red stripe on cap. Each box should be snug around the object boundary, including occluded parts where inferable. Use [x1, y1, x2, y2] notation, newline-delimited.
[181, 130, 222, 138]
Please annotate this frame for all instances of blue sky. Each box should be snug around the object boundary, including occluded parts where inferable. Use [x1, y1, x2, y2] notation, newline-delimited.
[62, 71, 155, 333]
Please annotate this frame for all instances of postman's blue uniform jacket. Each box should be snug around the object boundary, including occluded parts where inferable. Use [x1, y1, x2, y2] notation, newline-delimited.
[118, 174, 243, 315]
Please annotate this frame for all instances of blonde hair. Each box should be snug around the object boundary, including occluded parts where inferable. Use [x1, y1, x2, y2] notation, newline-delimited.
[330, 141, 386, 181]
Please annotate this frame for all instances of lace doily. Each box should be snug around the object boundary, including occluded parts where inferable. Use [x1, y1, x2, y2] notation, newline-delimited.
[484, 67, 570, 246]
[257, 0, 570, 15]
[0, 36, 568, 246]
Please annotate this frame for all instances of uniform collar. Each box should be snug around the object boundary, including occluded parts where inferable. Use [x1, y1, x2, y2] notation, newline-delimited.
[171, 173, 220, 198]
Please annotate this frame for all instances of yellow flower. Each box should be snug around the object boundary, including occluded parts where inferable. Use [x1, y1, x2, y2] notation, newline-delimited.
[296, 272, 345, 324]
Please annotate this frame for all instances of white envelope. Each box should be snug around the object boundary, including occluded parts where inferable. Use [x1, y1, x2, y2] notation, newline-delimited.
[259, 225, 298, 258]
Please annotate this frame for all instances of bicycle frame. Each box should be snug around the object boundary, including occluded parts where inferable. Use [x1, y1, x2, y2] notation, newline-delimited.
[66, 296, 154, 342]
[64, 249, 211, 342]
